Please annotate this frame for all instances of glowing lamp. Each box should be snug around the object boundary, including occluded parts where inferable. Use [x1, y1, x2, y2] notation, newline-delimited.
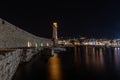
[53, 22, 58, 27]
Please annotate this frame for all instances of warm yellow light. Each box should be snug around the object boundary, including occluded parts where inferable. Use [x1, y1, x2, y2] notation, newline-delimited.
[47, 43, 49, 46]
[35, 43, 37, 47]
[53, 22, 58, 27]
[74, 42, 80, 45]
[58, 41, 63, 44]
[47, 54, 62, 80]
[28, 41, 32, 47]
[41, 43, 43, 47]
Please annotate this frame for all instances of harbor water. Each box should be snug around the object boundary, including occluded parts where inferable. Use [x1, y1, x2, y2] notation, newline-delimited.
[13, 46, 120, 80]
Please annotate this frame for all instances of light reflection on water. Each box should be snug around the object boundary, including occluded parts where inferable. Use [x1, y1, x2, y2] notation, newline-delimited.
[85, 46, 89, 66]
[83, 46, 105, 71]
[99, 48, 104, 66]
[114, 47, 120, 70]
[74, 46, 80, 66]
[47, 53, 62, 80]
[73, 46, 120, 71]
[13, 46, 120, 80]
[47, 46, 120, 80]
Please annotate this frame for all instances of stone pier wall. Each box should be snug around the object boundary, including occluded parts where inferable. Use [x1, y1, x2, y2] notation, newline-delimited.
[20, 48, 41, 62]
[0, 18, 53, 80]
[0, 18, 53, 48]
[0, 49, 22, 80]
[0, 48, 43, 80]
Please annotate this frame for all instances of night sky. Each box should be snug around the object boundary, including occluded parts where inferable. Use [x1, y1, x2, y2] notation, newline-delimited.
[0, 1, 120, 39]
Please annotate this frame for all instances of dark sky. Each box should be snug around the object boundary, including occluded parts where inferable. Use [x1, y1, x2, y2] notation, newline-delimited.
[0, 0, 120, 39]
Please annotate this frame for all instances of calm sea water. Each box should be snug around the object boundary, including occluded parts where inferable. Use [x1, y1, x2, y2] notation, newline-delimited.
[13, 46, 120, 80]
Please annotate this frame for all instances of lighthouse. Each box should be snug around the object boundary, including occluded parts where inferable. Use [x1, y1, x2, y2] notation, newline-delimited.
[52, 22, 58, 47]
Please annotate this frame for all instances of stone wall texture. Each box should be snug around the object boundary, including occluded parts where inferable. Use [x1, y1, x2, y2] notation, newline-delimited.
[0, 18, 53, 48]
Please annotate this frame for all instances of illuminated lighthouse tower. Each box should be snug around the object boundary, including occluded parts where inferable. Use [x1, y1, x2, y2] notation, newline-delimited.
[52, 22, 58, 47]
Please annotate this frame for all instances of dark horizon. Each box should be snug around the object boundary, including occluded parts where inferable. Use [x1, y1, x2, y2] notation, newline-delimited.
[0, 1, 120, 39]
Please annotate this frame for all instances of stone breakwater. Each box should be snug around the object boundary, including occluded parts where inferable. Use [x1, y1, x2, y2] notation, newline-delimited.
[0, 18, 53, 48]
[0, 48, 42, 80]
[0, 49, 21, 80]
[0, 18, 53, 80]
